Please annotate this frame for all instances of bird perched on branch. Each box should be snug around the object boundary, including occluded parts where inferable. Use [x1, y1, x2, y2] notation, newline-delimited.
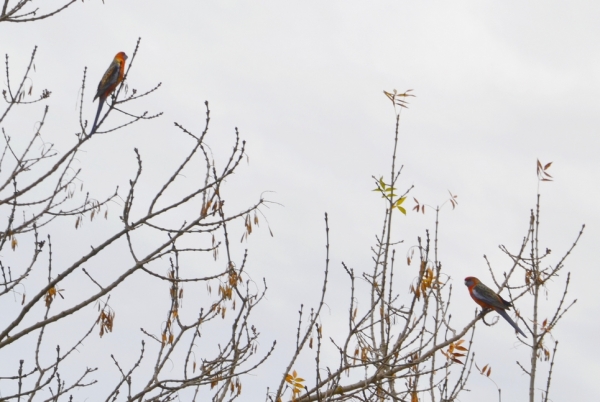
[90, 52, 128, 136]
[464, 276, 527, 337]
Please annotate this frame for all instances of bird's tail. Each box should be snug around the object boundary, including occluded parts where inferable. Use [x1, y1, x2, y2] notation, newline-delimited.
[496, 308, 527, 337]
[90, 99, 105, 136]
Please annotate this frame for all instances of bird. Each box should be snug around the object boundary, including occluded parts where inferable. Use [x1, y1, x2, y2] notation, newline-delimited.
[89, 52, 128, 136]
[464, 276, 527, 337]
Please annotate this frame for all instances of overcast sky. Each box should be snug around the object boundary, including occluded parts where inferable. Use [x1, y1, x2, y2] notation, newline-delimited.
[2, 0, 599, 400]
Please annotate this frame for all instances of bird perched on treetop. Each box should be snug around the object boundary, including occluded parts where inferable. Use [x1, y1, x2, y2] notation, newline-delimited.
[90, 52, 127, 136]
[464, 276, 527, 337]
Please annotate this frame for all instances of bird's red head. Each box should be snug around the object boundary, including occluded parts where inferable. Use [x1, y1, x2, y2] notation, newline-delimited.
[115, 52, 128, 62]
[464, 277, 480, 287]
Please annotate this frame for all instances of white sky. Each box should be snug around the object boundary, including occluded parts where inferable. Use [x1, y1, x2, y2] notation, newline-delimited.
[2, 0, 599, 400]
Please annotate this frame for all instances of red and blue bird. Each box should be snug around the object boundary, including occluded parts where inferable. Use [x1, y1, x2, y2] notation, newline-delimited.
[465, 276, 527, 337]
[90, 52, 127, 136]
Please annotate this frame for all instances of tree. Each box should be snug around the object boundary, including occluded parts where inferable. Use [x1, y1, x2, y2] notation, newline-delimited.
[1, 2, 274, 401]
[271, 91, 582, 402]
